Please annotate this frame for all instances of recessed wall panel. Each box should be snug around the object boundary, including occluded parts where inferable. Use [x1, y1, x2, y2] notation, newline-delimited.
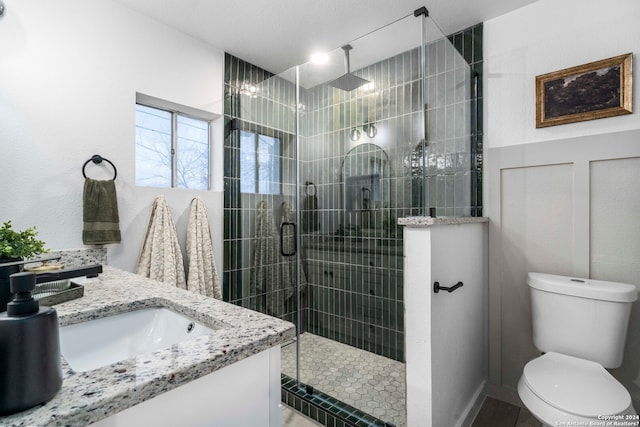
[590, 157, 640, 284]
[499, 163, 574, 387]
[591, 157, 640, 406]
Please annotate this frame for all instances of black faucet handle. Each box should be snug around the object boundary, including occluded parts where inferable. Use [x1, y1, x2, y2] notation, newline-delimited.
[34, 264, 102, 284]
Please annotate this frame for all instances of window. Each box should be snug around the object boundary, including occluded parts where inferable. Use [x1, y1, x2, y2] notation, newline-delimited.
[240, 130, 281, 194]
[135, 96, 212, 190]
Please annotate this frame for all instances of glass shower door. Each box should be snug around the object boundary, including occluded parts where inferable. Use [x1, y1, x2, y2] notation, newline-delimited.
[293, 14, 427, 426]
[223, 58, 300, 328]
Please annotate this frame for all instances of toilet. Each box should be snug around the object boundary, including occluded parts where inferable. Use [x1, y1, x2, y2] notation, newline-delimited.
[518, 272, 638, 426]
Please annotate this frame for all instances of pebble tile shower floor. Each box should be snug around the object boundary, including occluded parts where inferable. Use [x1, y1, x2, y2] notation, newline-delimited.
[281, 333, 406, 426]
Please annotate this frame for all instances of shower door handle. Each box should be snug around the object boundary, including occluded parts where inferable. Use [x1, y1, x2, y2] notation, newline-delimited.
[280, 222, 297, 257]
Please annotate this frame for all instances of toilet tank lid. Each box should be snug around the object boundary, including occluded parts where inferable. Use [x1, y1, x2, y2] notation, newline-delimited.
[527, 273, 638, 303]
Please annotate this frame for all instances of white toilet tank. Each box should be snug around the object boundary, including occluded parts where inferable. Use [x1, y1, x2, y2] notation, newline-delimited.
[528, 272, 638, 368]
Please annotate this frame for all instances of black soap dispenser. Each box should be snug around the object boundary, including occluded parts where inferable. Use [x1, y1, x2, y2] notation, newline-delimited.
[0, 272, 63, 415]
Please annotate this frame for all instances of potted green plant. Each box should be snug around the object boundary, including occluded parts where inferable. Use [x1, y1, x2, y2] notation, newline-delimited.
[0, 221, 49, 311]
[0, 221, 48, 261]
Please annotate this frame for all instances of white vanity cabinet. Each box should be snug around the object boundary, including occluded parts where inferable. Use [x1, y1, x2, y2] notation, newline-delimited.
[0, 266, 294, 427]
[90, 346, 282, 427]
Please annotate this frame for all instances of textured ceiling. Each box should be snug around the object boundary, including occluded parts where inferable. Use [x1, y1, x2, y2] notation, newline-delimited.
[112, 0, 539, 74]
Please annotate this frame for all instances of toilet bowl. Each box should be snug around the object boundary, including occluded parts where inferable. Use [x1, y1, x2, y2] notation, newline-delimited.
[518, 352, 636, 426]
[518, 273, 638, 426]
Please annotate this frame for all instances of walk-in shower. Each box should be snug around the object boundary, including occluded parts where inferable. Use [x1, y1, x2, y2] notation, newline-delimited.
[223, 8, 482, 426]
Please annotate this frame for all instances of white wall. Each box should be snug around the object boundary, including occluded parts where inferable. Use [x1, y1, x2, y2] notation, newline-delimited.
[404, 222, 487, 427]
[484, 0, 640, 408]
[0, 0, 225, 273]
[485, 0, 640, 148]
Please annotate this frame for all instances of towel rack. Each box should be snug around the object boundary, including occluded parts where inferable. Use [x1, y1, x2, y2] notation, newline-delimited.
[82, 154, 117, 180]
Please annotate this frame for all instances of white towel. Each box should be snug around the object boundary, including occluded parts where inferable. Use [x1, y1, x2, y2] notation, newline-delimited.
[186, 197, 221, 299]
[249, 200, 306, 317]
[135, 195, 186, 289]
[250, 200, 280, 314]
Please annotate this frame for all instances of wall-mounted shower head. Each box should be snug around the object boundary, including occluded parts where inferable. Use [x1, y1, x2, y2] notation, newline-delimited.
[328, 45, 371, 92]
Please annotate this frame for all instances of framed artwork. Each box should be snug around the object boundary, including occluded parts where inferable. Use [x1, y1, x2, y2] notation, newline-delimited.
[536, 53, 633, 128]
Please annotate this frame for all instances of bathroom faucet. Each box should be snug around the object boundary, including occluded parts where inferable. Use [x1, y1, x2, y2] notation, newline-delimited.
[0, 259, 102, 312]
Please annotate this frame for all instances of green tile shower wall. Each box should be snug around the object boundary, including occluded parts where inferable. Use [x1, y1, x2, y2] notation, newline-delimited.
[223, 54, 299, 329]
[451, 24, 483, 216]
[223, 23, 483, 364]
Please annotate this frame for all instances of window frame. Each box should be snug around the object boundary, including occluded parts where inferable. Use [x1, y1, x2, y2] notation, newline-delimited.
[135, 93, 217, 190]
[239, 128, 282, 195]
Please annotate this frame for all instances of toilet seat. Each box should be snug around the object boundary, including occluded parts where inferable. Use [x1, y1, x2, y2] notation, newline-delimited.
[519, 352, 632, 422]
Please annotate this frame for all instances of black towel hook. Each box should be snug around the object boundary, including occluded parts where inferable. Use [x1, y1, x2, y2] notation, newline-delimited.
[433, 281, 464, 293]
[82, 154, 117, 181]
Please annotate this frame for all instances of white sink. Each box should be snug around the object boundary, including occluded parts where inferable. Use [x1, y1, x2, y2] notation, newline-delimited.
[60, 307, 215, 372]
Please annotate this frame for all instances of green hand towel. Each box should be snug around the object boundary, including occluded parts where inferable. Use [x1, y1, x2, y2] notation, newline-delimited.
[82, 178, 121, 244]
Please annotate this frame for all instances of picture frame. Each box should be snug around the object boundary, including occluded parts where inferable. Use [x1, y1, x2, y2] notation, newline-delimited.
[536, 53, 633, 128]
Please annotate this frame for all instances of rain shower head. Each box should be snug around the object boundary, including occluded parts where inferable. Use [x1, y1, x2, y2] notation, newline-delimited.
[330, 73, 370, 92]
[328, 45, 371, 92]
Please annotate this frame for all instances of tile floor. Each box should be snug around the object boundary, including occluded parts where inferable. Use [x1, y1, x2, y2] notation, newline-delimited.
[283, 397, 541, 427]
[471, 397, 541, 427]
[282, 405, 323, 427]
[281, 333, 406, 426]
[281, 333, 540, 427]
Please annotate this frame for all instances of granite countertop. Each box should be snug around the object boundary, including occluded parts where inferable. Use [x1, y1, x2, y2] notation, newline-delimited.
[0, 266, 295, 427]
[398, 216, 488, 227]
